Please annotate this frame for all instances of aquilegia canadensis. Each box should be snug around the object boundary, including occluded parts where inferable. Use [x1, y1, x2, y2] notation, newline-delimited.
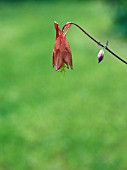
[52, 21, 127, 72]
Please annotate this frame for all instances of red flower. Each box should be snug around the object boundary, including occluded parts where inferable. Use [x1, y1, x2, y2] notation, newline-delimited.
[52, 21, 73, 71]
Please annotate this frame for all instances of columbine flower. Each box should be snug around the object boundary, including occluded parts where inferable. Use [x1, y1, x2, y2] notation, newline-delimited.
[52, 21, 73, 71]
[97, 49, 104, 63]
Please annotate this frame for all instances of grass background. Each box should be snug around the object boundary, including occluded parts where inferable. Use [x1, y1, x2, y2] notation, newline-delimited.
[0, 1, 127, 170]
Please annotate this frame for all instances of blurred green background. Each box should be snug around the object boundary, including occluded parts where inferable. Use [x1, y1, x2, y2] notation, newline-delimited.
[0, 0, 127, 170]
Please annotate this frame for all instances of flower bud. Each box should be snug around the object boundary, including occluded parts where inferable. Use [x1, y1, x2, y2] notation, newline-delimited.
[97, 49, 104, 63]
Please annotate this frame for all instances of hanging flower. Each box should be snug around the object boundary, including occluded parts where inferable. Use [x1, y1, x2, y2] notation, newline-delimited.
[52, 21, 73, 71]
[97, 49, 104, 63]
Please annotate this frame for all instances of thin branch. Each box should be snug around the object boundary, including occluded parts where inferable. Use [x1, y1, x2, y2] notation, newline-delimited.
[62, 22, 127, 65]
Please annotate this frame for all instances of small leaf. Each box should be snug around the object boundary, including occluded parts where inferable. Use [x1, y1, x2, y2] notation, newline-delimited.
[106, 41, 108, 47]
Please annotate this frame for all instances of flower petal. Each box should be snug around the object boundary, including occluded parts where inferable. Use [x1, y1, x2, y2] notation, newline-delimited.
[63, 22, 71, 35]
[54, 21, 62, 40]
[56, 50, 64, 70]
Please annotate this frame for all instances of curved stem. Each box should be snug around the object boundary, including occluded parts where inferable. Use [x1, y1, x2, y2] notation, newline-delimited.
[62, 22, 127, 65]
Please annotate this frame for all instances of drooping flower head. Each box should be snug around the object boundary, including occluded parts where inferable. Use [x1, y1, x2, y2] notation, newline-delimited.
[52, 21, 73, 71]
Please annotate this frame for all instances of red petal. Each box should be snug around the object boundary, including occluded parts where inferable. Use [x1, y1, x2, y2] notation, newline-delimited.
[54, 21, 62, 40]
[63, 22, 71, 35]
[56, 50, 64, 70]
